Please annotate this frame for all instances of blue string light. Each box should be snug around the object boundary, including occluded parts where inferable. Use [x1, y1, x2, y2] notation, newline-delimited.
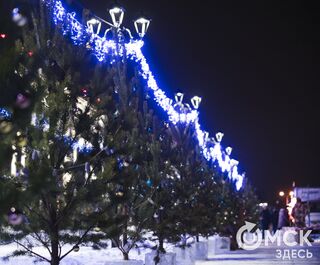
[42, 0, 246, 189]
[60, 136, 94, 154]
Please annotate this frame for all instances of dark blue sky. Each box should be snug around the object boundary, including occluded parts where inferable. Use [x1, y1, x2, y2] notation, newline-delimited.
[79, 0, 320, 201]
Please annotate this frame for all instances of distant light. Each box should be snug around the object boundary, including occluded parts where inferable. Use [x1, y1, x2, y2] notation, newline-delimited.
[279, 191, 285, 197]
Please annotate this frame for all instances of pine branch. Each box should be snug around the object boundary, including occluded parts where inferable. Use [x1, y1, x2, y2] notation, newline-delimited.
[111, 236, 127, 256]
[59, 225, 94, 261]
[31, 232, 52, 255]
[24, 204, 50, 227]
[13, 240, 50, 262]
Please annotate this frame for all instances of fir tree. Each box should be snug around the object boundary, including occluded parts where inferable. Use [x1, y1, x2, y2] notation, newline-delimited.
[0, 1, 151, 264]
[0, 1, 260, 264]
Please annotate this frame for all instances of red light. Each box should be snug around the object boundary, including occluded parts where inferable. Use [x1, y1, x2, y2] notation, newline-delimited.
[28, 51, 33, 57]
[0, 34, 7, 39]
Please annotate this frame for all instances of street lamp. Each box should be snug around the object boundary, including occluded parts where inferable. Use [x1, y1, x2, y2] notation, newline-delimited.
[216, 132, 224, 143]
[175, 92, 184, 104]
[279, 191, 285, 197]
[226, 147, 232, 156]
[87, 5, 151, 42]
[191, 96, 202, 109]
[134, 17, 151, 38]
[109, 6, 125, 28]
[87, 18, 102, 35]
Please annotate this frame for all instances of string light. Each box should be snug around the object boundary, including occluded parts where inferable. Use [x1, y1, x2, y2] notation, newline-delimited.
[39, 0, 246, 189]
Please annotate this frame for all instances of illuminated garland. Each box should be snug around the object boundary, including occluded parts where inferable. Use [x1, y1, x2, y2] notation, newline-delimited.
[43, 0, 245, 189]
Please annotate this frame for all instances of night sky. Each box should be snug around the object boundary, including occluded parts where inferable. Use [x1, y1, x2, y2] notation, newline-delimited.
[79, 0, 320, 202]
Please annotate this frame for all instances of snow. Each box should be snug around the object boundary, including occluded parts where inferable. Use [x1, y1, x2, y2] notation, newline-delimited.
[0, 242, 151, 265]
[1, 239, 319, 265]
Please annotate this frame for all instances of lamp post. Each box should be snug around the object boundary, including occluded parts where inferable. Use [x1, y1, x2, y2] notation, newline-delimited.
[216, 132, 224, 143]
[109, 6, 125, 28]
[87, 18, 102, 35]
[134, 17, 151, 38]
[86, 6, 151, 44]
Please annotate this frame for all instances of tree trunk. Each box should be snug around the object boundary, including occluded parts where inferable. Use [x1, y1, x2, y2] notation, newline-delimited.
[159, 237, 165, 253]
[49, 195, 60, 265]
[123, 204, 128, 246]
[123, 227, 128, 246]
[123, 252, 129, 260]
[51, 255, 59, 265]
[51, 227, 60, 265]
[196, 235, 200, 242]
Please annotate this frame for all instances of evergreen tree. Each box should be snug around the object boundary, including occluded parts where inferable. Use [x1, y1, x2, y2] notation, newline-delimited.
[168, 123, 220, 246]
[94, 63, 156, 260]
[0, 0, 260, 264]
[0, 1, 153, 264]
[144, 120, 181, 257]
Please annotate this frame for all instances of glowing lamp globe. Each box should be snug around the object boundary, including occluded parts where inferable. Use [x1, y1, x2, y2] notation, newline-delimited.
[175, 92, 184, 104]
[279, 191, 285, 197]
[109, 6, 125, 28]
[226, 147, 232, 156]
[191, 96, 202, 109]
[216, 132, 224, 143]
[134, 17, 151, 38]
[87, 18, 102, 35]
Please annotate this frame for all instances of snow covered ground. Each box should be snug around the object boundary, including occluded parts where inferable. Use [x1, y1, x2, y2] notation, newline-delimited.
[1, 240, 319, 265]
[0, 242, 151, 264]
